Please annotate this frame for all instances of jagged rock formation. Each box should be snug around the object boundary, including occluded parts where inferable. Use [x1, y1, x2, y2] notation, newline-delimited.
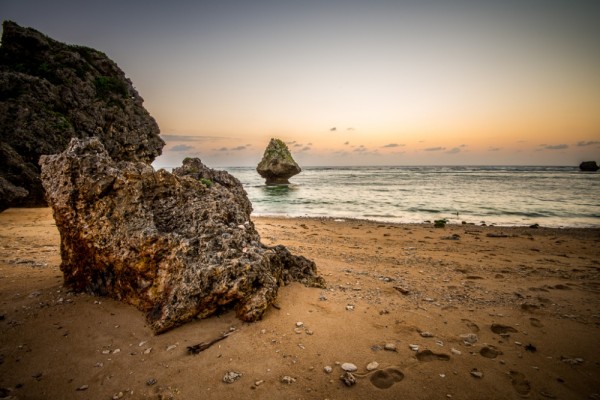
[0, 21, 164, 210]
[40, 138, 325, 334]
[256, 138, 301, 184]
[579, 161, 599, 172]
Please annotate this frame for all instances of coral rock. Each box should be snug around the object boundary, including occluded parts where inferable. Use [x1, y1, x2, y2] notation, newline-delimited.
[256, 138, 301, 184]
[0, 21, 164, 209]
[40, 138, 324, 333]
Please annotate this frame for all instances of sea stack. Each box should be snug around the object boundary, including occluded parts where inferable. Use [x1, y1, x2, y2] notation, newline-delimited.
[579, 161, 599, 172]
[256, 138, 301, 185]
[0, 21, 164, 210]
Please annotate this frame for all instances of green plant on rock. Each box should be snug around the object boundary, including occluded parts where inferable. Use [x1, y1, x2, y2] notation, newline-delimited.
[434, 218, 448, 228]
[200, 178, 213, 187]
[94, 76, 128, 99]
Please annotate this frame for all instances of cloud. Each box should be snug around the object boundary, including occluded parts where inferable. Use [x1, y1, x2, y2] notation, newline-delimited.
[488, 147, 502, 152]
[294, 143, 302, 147]
[353, 145, 368, 153]
[459, 144, 468, 148]
[424, 146, 445, 152]
[301, 146, 311, 151]
[330, 127, 336, 131]
[446, 147, 461, 154]
[162, 134, 223, 142]
[287, 141, 296, 145]
[170, 144, 194, 152]
[344, 141, 350, 145]
[231, 145, 247, 151]
[577, 140, 600, 147]
[382, 143, 404, 148]
[543, 144, 569, 150]
[347, 127, 355, 131]
[216, 147, 229, 151]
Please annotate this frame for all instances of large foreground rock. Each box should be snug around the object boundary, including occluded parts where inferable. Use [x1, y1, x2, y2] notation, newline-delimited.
[256, 138, 301, 184]
[40, 138, 325, 333]
[0, 21, 164, 209]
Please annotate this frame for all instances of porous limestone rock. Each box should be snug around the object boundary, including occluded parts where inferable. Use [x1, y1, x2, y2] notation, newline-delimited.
[256, 138, 301, 184]
[40, 138, 325, 333]
[0, 21, 164, 209]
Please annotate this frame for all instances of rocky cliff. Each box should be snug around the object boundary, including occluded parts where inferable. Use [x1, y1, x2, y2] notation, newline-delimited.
[0, 21, 164, 210]
[40, 138, 325, 333]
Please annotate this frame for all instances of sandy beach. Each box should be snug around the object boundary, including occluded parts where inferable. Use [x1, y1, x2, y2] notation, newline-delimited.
[0, 207, 599, 399]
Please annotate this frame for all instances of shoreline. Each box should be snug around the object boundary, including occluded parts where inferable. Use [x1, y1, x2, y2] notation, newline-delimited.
[1, 208, 599, 399]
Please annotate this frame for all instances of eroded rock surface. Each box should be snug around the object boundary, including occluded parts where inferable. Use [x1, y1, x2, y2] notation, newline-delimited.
[40, 138, 324, 333]
[256, 138, 301, 184]
[0, 21, 164, 209]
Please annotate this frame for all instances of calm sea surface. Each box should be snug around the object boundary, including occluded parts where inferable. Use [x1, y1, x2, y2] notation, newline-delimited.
[219, 166, 599, 228]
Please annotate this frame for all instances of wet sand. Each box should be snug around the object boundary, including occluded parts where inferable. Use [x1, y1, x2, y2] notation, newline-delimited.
[0, 208, 599, 399]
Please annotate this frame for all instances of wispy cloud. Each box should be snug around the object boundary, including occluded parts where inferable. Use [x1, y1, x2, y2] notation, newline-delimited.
[382, 143, 404, 148]
[170, 144, 194, 152]
[162, 134, 224, 142]
[488, 147, 502, 152]
[216, 145, 248, 152]
[424, 146, 445, 152]
[347, 127, 355, 131]
[577, 140, 600, 147]
[446, 147, 461, 154]
[543, 144, 569, 150]
[330, 127, 337, 131]
[344, 141, 350, 145]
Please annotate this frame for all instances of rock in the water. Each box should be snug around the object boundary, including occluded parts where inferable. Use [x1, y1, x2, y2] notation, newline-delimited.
[39, 138, 325, 334]
[256, 138, 301, 185]
[579, 161, 599, 172]
[0, 21, 164, 209]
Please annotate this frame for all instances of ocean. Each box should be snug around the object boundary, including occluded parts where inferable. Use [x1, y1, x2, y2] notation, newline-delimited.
[220, 166, 600, 228]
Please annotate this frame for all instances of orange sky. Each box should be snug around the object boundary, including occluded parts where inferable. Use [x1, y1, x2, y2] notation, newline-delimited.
[3, 1, 599, 166]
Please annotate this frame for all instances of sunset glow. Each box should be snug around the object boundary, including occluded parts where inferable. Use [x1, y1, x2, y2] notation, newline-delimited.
[3, 0, 599, 167]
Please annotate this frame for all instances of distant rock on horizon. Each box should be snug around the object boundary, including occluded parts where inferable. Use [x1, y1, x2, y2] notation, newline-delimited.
[0, 20, 164, 210]
[579, 161, 599, 172]
[256, 138, 301, 185]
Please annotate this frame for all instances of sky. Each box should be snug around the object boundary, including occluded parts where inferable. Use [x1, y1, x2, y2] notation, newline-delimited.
[2, 0, 599, 167]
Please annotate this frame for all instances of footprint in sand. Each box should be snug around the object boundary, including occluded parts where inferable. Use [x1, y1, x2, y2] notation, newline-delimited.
[480, 345, 503, 359]
[461, 318, 480, 333]
[369, 368, 405, 389]
[509, 371, 531, 395]
[491, 323, 517, 334]
[529, 317, 543, 328]
[415, 349, 450, 362]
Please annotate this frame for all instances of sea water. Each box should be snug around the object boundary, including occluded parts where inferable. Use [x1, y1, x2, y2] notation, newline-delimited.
[219, 166, 600, 228]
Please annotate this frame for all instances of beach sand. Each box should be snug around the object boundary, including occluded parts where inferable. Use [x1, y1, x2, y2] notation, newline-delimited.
[0, 207, 599, 399]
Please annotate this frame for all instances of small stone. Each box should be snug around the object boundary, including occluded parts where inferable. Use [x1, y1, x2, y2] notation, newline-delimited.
[324, 366, 333, 373]
[223, 371, 242, 383]
[143, 348, 152, 354]
[346, 305, 354, 311]
[112, 392, 124, 399]
[102, 350, 110, 355]
[384, 343, 397, 352]
[76, 385, 88, 391]
[146, 378, 157, 386]
[451, 348, 462, 355]
[94, 362, 103, 367]
[138, 341, 147, 347]
[281, 376, 296, 384]
[166, 344, 177, 351]
[460, 333, 478, 345]
[255, 380, 264, 386]
[340, 372, 357, 387]
[366, 361, 379, 371]
[112, 348, 121, 354]
[470, 369, 484, 379]
[409, 344, 419, 352]
[296, 322, 304, 328]
[341, 363, 358, 372]
[260, 329, 266, 334]
[305, 329, 314, 335]
[420, 331, 434, 338]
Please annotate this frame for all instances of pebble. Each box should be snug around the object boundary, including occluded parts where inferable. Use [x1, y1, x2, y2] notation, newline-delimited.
[460, 333, 478, 345]
[102, 350, 110, 355]
[384, 343, 397, 352]
[76, 385, 89, 391]
[324, 366, 333, 374]
[94, 362, 103, 368]
[166, 344, 177, 351]
[255, 380, 264, 386]
[470, 369, 484, 379]
[112, 392, 124, 399]
[112, 349, 121, 354]
[223, 371, 242, 384]
[341, 363, 358, 372]
[146, 378, 157, 386]
[420, 331, 434, 338]
[138, 341, 147, 347]
[340, 372, 357, 387]
[409, 344, 419, 351]
[143, 348, 152, 354]
[281, 376, 296, 384]
[366, 361, 379, 371]
[346, 305, 355, 311]
[451, 348, 462, 355]
[296, 322, 304, 328]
